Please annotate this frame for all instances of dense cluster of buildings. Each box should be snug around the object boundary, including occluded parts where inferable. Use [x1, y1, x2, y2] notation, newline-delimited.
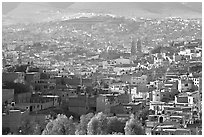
[2, 37, 202, 134]
[2, 16, 201, 67]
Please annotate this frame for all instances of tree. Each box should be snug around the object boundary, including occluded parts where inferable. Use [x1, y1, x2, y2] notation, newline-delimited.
[2, 127, 11, 135]
[75, 113, 94, 135]
[107, 116, 126, 134]
[76, 112, 126, 135]
[124, 114, 145, 135]
[40, 73, 50, 79]
[32, 123, 42, 135]
[19, 119, 42, 135]
[138, 108, 149, 126]
[87, 116, 100, 135]
[42, 114, 75, 135]
[87, 112, 108, 135]
[85, 86, 93, 94]
[111, 132, 123, 135]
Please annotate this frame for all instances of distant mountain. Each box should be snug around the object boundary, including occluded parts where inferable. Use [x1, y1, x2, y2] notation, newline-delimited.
[8, 3, 56, 23]
[3, 2, 69, 25]
[2, 2, 202, 25]
[66, 2, 202, 18]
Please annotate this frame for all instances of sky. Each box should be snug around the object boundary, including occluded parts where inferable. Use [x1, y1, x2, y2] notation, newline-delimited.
[2, 2, 21, 14]
[2, 2, 202, 17]
[2, 2, 74, 14]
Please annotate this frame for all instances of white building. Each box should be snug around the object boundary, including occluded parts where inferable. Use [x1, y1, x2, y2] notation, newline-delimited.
[178, 79, 194, 92]
[114, 56, 131, 65]
[113, 64, 135, 74]
[152, 90, 161, 102]
[175, 94, 194, 106]
[178, 49, 201, 58]
[188, 77, 200, 88]
[109, 82, 127, 94]
[102, 60, 116, 69]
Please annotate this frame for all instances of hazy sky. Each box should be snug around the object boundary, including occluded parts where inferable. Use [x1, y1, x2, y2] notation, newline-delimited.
[2, 2, 20, 14]
[2, 2, 202, 15]
[2, 2, 74, 14]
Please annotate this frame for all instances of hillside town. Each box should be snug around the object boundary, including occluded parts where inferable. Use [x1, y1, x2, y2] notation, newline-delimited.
[2, 3, 202, 135]
[2, 34, 202, 134]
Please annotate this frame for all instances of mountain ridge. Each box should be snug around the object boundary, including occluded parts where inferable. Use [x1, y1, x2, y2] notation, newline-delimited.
[2, 2, 202, 25]
[66, 2, 202, 18]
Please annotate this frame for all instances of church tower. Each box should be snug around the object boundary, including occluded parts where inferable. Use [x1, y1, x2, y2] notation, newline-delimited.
[136, 39, 142, 54]
[17, 51, 22, 65]
[130, 38, 143, 61]
[2, 52, 7, 68]
[131, 39, 136, 57]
